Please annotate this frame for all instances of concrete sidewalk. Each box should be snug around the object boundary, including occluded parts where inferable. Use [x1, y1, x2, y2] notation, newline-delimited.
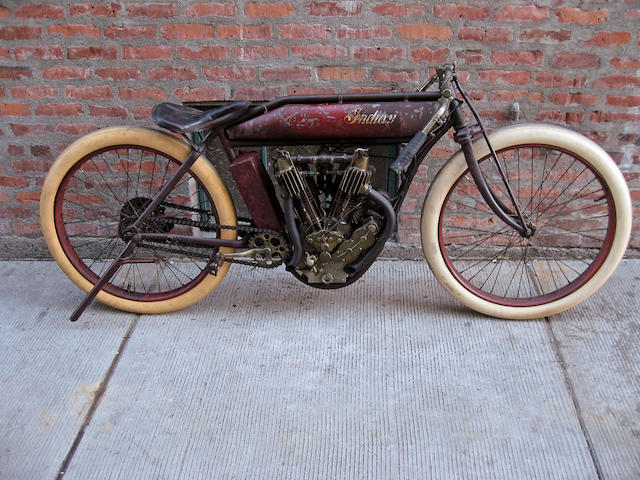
[0, 259, 638, 479]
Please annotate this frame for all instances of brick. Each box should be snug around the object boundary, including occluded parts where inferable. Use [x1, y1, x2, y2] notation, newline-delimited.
[0, 104, 30, 116]
[494, 5, 549, 22]
[411, 47, 450, 63]
[0, 206, 33, 219]
[48, 24, 100, 38]
[68, 46, 118, 60]
[8, 145, 26, 156]
[126, 3, 178, 17]
[535, 111, 584, 124]
[371, 3, 425, 17]
[556, 8, 607, 25]
[456, 49, 482, 64]
[479, 110, 510, 122]
[147, 67, 197, 81]
[42, 67, 89, 80]
[234, 45, 287, 61]
[0, 176, 29, 188]
[318, 67, 365, 81]
[352, 46, 406, 62]
[184, 3, 236, 16]
[0, 192, 8, 203]
[309, 2, 361, 16]
[65, 85, 114, 100]
[0, 47, 8, 58]
[434, 4, 488, 20]
[0, 26, 42, 40]
[245, 2, 295, 17]
[593, 75, 640, 89]
[585, 31, 631, 47]
[89, 105, 128, 119]
[35, 103, 83, 117]
[491, 90, 543, 103]
[607, 96, 640, 108]
[233, 86, 283, 101]
[347, 87, 386, 94]
[610, 58, 640, 69]
[519, 29, 571, 43]
[15, 192, 42, 204]
[399, 196, 418, 214]
[56, 123, 100, 135]
[458, 27, 511, 43]
[95, 68, 142, 81]
[104, 25, 156, 39]
[133, 106, 153, 120]
[287, 86, 336, 95]
[491, 50, 543, 66]
[15, 4, 65, 18]
[10, 124, 54, 137]
[372, 70, 419, 83]
[338, 26, 392, 40]
[161, 24, 214, 40]
[589, 112, 640, 123]
[0, 6, 9, 17]
[14, 46, 64, 60]
[478, 70, 530, 86]
[260, 66, 311, 81]
[397, 24, 452, 41]
[291, 44, 346, 58]
[549, 93, 599, 106]
[202, 66, 256, 82]
[177, 46, 229, 60]
[174, 86, 225, 102]
[13, 222, 42, 234]
[122, 46, 173, 60]
[552, 52, 598, 69]
[279, 24, 332, 39]
[535, 73, 586, 88]
[217, 25, 272, 39]
[10, 86, 58, 99]
[119, 88, 166, 100]
[70, 3, 122, 17]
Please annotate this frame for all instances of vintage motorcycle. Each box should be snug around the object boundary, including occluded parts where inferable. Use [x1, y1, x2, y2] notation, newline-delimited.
[39, 64, 632, 321]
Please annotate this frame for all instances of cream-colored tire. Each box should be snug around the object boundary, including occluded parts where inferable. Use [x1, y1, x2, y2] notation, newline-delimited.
[422, 124, 632, 319]
[40, 126, 236, 314]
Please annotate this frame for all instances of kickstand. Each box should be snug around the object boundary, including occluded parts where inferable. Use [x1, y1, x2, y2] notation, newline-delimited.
[69, 240, 137, 322]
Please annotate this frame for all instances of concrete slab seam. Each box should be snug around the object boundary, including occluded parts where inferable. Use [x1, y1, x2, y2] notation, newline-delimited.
[544, 317, 603, 480]
[56, 316, 140, 479]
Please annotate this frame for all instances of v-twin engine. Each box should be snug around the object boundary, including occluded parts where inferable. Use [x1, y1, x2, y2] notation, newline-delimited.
[274, 148, 381, 284]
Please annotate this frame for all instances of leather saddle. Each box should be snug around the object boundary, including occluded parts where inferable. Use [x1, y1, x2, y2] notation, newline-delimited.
[151, 101, 251, 134]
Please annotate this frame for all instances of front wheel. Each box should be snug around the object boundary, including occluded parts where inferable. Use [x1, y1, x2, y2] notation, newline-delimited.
[422, 124, 632, 319]
[40, 126, 237, 314]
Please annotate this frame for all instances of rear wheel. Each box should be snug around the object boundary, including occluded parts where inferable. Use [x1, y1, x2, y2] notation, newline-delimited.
[422, 124, 631, 319]
[40, 127, 236, 314]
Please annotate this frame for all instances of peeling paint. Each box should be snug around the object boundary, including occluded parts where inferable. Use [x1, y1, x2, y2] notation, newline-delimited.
[228, 101, 437, 141]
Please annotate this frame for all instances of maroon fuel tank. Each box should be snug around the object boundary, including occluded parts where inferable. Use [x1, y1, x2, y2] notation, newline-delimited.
[227, 101, 437, 141]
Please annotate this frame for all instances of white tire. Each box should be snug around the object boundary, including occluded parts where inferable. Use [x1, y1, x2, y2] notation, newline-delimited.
[421, 124, 632, 319]
[40, 126, 237, 314]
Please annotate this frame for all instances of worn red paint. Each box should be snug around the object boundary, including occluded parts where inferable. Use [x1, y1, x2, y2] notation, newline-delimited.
[227, 101, 437, 141]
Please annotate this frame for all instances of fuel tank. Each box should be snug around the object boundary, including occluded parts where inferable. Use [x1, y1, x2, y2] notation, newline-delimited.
[227, 101, 437, 141]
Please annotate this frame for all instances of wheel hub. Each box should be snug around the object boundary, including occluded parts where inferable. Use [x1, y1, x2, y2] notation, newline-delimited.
[118, 197, 173, 240]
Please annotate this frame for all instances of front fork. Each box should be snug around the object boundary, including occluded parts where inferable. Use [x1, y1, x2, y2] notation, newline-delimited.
[450, 102, 533, 238]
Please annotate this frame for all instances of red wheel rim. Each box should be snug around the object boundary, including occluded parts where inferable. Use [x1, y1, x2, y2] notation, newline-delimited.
[54, 145, 219, 302]
[438, 144, 616, 307]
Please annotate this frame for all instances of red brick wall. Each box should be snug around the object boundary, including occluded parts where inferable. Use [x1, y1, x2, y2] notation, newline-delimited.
[0, 1, 638, 254]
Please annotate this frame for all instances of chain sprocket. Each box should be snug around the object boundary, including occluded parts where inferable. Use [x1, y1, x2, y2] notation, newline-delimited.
[128, 202, 289, 270]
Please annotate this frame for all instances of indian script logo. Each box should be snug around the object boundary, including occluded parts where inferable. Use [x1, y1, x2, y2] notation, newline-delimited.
[344, 108, 397, 126]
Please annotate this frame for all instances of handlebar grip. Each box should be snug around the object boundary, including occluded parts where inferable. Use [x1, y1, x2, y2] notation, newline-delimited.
[390, 130, 428, 175]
